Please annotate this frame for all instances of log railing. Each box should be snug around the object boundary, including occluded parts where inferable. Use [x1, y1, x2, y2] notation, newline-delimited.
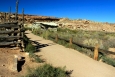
[0, 5, 25, 52]
[49, 34, 115, 60]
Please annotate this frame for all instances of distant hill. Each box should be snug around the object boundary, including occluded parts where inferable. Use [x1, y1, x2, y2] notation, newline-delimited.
[0, 12, 115, 32]
[58, 18, 115, 32]
[0, 12, 60, 23]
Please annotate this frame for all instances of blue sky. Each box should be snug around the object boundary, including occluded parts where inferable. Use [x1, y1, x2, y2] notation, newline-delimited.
[0, 0, 115, 23]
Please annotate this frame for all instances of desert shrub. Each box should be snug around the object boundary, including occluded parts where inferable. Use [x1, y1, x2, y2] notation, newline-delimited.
[72, 44, 94, 58]
[23, 34, 43, 64]
[29, 53, 43, 63]
[25, 42, 36, 53]
[32, 29, 38, 35]
[24, 64, 67, 77]
[32, 27, 115, 67]
[102, 56, 115, 67]
[23, 33, 43, 64]
[25, 27, 32, 31]
[23, 35, 36, 53]
[57, 39, 67, 46]
[102, 38, 115, 50]
[41, 30, 50, 39]
[83, 39, 99, 47]
[23, 35, 29, 43]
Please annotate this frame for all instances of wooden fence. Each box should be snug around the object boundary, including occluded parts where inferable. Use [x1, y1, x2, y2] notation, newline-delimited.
[50, 34, 115, 61]
[0, 1, 25, 51]
[0, 21, 25, 50]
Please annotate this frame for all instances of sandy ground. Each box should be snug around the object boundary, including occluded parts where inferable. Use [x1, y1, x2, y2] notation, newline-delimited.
[26, 30, 115, 77]
[0, 47, 41, 77]
[0, 48, 24, 77]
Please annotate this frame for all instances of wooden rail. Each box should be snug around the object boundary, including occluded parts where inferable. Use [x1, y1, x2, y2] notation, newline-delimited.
[0, 24, 20, 28]
[0, 29, 25, 34]
[0, 38, 18, 41]
[0, 7, 25, 52]
[0, 3, 25, 71]
[50, 35, 115, 56]
[0, 36, 23, 39]
[4, 21, 18, 24]
[0, 41, 19, 46]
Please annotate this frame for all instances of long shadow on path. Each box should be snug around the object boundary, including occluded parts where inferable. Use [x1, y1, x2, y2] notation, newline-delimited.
[30, 40, 56, 51]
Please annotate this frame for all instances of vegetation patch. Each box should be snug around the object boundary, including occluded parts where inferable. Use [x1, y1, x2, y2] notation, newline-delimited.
[102, 56, 115, 67]
[29, 28, 115, 67]
[24, 64, 68, 77]
[23, 31, 70, 77]
[29, 53, 44, 63]
[23, 35, 43, 63]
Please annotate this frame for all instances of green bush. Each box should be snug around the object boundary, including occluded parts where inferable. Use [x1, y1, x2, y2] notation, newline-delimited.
[29, 53, 43, 63]
[23, 35, 30, 49]
[25, 42, 36, 53]
[23, 35, 36, 53]
[24, 64, 67, 77]
[31, 28, 115, 67]
[23, 34, 43, 64]
[102, 56, 115, 67]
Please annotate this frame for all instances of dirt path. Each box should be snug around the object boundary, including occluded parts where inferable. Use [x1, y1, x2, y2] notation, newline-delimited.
[26, 30, 115, 77]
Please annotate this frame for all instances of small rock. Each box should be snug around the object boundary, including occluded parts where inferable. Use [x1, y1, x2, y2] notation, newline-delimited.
[14, 55, 22, 61]
[25, 52, 29, 56]
[2, 64, 5, 66]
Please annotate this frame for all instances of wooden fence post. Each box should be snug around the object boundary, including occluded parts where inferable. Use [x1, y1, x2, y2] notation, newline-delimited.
[15, 0, 19, 21]
[4, 13, 6, 22]
[21, 8, 25, 52]
[22, 8, 24, 24]
[40, 31, 42, 35]
[55, 34, 58, 42]
[69, 37, 73, 48]
[94, 44, 99, 61]
[8, 7, 11, 22]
